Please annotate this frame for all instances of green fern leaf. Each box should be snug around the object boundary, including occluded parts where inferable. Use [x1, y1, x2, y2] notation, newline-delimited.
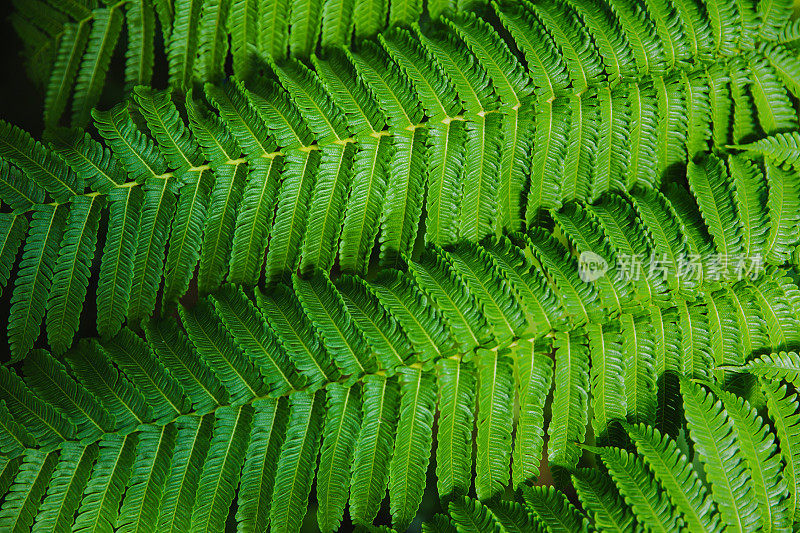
[0, 214, 28, 297]
[66, 340, 151, 431]
[104, 327, 190, 423]
[446, 241, 527, 343]
[96, 186, 143, 339]
[167, 0, 203, 90]
[180, 298, 268, 403]
[23, 349, 113, 441]
[258, 0, 290, 60]
[228, 0, 258, 77]
[335, 274, 413, 370]
[548, 330, 590, 472]
[526, 98, 569, 223]
[0, 121, 79, 202]
[572, 468, 636, 533]
[0, 449, 58, 533]
[195, 0, 231, 83]
[44, 20, 89, 128]
[389, 367, 436, 530]
[312, 49, 385, 134]
[147, 316, 230, 412]
[273, 59, 350, 142]
[132, 87, 203, 175]
[410, 246, 492, 352]
[33, 442, 97, 533]
[9, 204, 67, 361]
[435, 357, 476, 499]
[475, 350, 514, 500]
[681, 378, 761, 530]
[524, 228, 600, 325]
[0, 400, 35, 457]
[723, 351, 800, 385]
[52, 132, 126, 194]
[190, 404, 252, 531]
[115, 424, 176, 533]
[749, 56, 798, 134]
[458, 112, 502, 242]
[45, 194, 103, 354]
[630, 187, 697, 299]
[350, 375, 400, 525]
[265, 150, 320, 285]
[624, 422, 720, 532]
[156, 415, 214, 532]
[71, 6, 123, 125]
[300, 142, 355, 273]
[257, 284, 338, 388]
[704, 291, 744, 384]
[522, 485, 590, 533]
[562, 94, 598, 203]
[228, 156, 282, 285]
[161, 167, 213, 312]
[293, 271, 377, 375]
[688, 153, 744, 258]
[127, 177, 177, 325]
[124, 0, 155, 89]
[0, 160, 44, 210]
[379, 127, 427, 266]
[765, 161, 800, 264]
[317, 383, 361, 532]
[482, 236, 567, 336]
[321, 0, 356, 48]
[588, 322, 626, 443]
[289, 0, 324, 57]
[707, 382, 791, 532]
[270, 391, 325, 533]
[236, 397, 288, 533]
[729, 154, 769, 259]
[338, 135, 390, 275]
[370, 269, 452, 361]
[0, 362, 75, 446]
[494, 2, 569, 99]
[761, 378, 800, 521]
[211, 285, 300, 395]
[595, 445, 684, 532]
[512, 341, 552, 489]
[353, 0, 387, 39]
[380, 27, 460, 120]
[72, 433, 137, 533]
[448, 495, 501, 533]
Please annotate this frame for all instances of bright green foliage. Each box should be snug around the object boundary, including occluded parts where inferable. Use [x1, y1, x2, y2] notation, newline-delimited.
[426, 378, 800, 532]
[2, 0, 800, 530]
[0, 206, 795, 529]
[3, 0, 800, 360]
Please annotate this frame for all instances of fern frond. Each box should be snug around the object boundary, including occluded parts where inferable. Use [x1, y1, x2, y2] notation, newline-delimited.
[71, 6, 124, 125]
[34, 441, 97, 533]
[624, 422, 720, 532]
[681, 378, 761, 530]
[761, 378, 800, 521]
[548, 330, 590, 473]
[190, 404, 252, 531]
[389, 367, 436, 530]
[435, 357, 476, 499]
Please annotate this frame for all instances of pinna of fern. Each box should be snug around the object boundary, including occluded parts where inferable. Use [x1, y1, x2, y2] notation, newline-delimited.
[4, 0, 800, 359]
[14, 0, 475, 129]
[0, 183, 800, 532]
[423, 374, 799, 532]
[18, 0, 800, 131]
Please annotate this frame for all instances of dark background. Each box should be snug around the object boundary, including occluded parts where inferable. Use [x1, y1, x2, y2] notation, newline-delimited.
[0, 1, 43, 137]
